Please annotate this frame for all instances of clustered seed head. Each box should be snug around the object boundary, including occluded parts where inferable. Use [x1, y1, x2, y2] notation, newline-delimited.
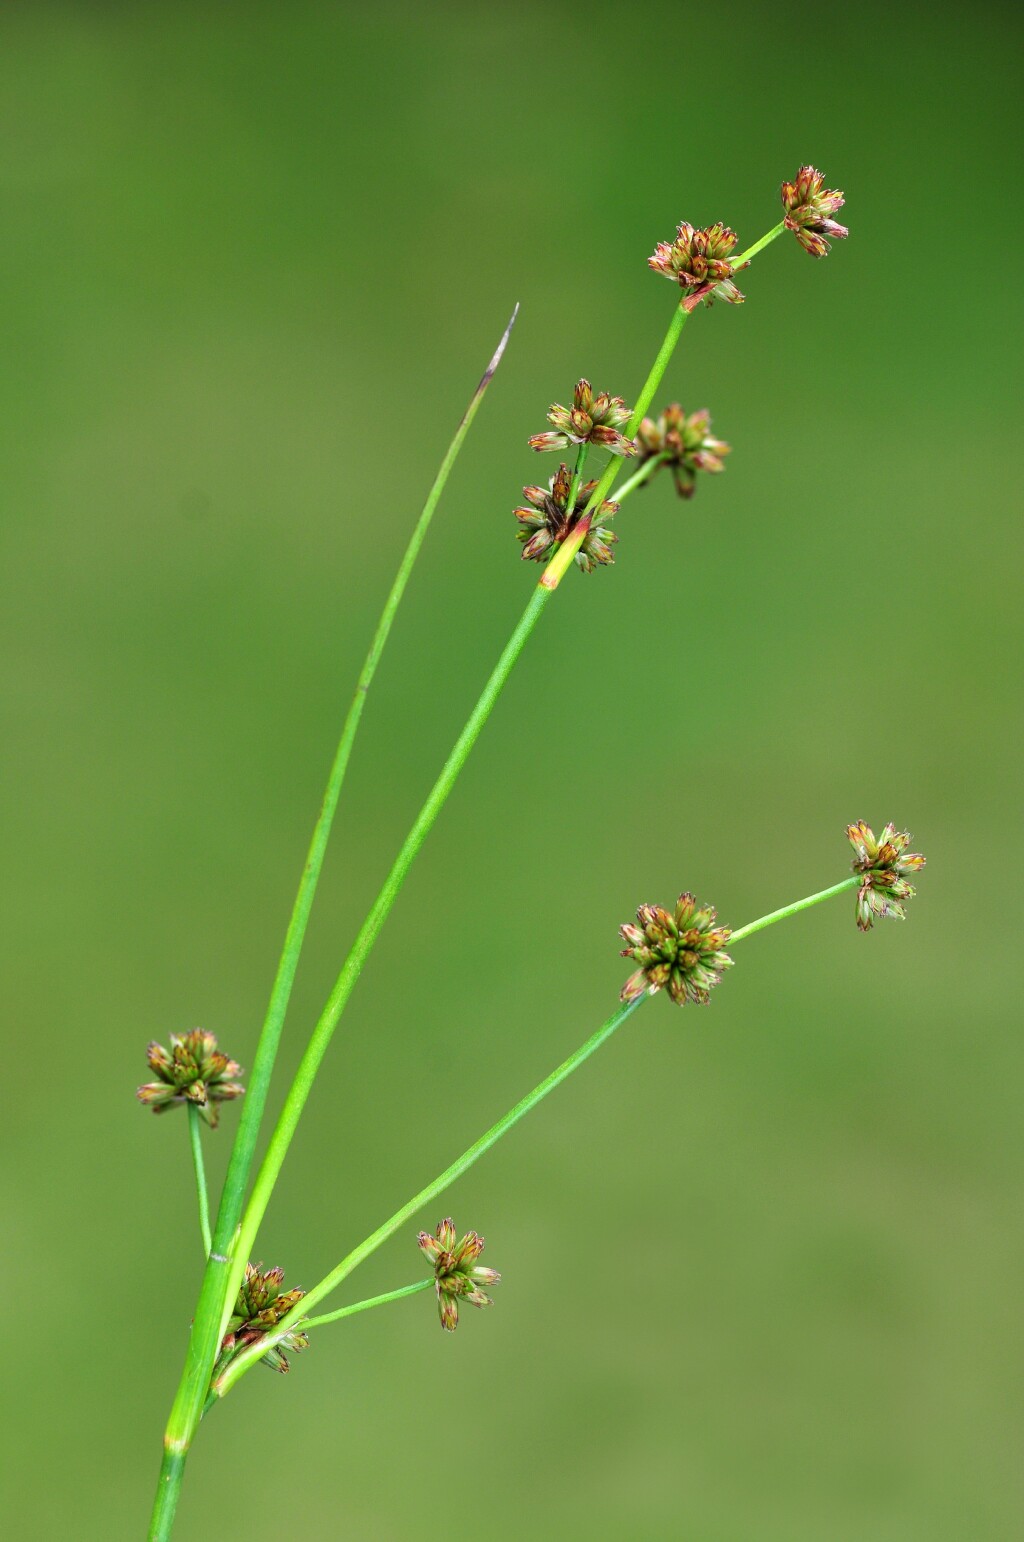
[620, 893, 733, 1006]
[636, 404, 731, 499]
[780, 166, 849, 257]
[528, 379, 638, 458]
[417, 1218, 501, 1332]
[514, 463, 619, 572]
[647, 222, 746, 308]
[136, 1029, 244, 1127]
[220, 1262, 309, 1374]
[846, 821, 925, 931]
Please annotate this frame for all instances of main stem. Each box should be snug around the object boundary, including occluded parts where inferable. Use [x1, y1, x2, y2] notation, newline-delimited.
[149, 310, 517, 1542]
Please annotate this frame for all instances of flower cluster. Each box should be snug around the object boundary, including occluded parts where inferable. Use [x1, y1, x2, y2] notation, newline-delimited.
[647, 222, 745, 308]
[620, 894, 733, 1006]
[514, 463, 618, 572]
[846, 821, 925, 931]
[528, 379, 637, 458]
[417, 1218, 501, 1332]
[219, 1263, 309, 1374]
[136, 1030, 244, 1127]
[636, 404, 731, 499]
[781, 166, 848, 257]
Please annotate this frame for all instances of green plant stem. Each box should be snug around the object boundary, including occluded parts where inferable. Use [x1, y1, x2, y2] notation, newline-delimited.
[212, 867, 861, 1398]
[227, 581, 555, 1311]
[211, 995, 646, 1396]
[302, 1278, 433, 1330]
[732, 219, 786, 266]
[728, 876, 859, 942]
[610, 452, 670, 502]
[186, 1105, 212, 1258]
[148, 309, 518, 1542]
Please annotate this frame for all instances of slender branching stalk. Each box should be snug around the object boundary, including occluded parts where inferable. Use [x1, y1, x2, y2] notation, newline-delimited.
[209, 868, 869, 1399]
[186, 1105, 212, 1258]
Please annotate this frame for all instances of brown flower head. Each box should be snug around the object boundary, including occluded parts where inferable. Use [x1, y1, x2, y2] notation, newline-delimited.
[528, 379, 638, 458]
[417, 1218, 501, 1332]
[136, 1029, 244, 1127]
[619, 893, 733, 1006]
[780, 166, 848, 257]
[846, 821, 925, 931]
[647, 222, 745, 308]
[514, 462, 618, 572]
[636, 404, 731, 499]
[218, 1262, 309, 1374]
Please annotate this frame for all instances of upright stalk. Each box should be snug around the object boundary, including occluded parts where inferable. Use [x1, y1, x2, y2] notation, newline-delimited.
[148, 309, 518, 1542]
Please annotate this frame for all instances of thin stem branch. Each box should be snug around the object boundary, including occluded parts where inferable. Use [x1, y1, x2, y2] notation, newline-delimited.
[610, 452, 670, 503]
[211, 996, 646, 1397]
[186, 1106, 212, 1258]
[729, 876, 859, 943]
[213, 866, 863, 1398]
[149, 309, 518, 1542]
[302, 1279, 433, 1331]
[732, 219, 787, 266]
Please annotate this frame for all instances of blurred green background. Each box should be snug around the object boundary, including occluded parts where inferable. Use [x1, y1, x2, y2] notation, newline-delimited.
[3, 3, 1022, 1538]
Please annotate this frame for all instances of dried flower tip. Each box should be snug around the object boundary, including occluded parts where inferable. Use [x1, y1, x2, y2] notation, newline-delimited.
[220, 1262, 309, 1374]
[780, 166, 848, 257]
[647, 222, 745, 308]
[846, 821, 925, 931]
[514, 462, 619, 573]
[528, 378, 638, 458]
[417, 1218, 501, 1332]
[619, 892, 733, 1006]
[636, 404, 731, 499]
[136, 1029, 244, 1126]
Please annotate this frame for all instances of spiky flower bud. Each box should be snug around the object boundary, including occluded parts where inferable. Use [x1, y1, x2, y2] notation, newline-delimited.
[528, 379, 638, 458]
[780, 166, 849, 257]
[846, 821, 925, 931]
[647, 222, 745, 308]
[635, 404, 731, 499]
[219, 1262, 309, 1374]
[136, 1029, 244, 1127]
[514, 463, 619, 572]
[417, 1218, 501, 1332]
[619, 893, 733, 1006]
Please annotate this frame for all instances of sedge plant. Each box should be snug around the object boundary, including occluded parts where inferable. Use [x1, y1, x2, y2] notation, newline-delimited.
[140, 166, 925, 1539]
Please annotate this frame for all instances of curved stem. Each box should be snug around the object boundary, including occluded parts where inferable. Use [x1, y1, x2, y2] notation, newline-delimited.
[729, 876, 858, 943]
[186, 1106, 212, 1258]
[149, 308, 518, 1541]
[610, 452, 670, 503]
[732, 220, 786, 266]
[302, 1278, 433, 1331]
